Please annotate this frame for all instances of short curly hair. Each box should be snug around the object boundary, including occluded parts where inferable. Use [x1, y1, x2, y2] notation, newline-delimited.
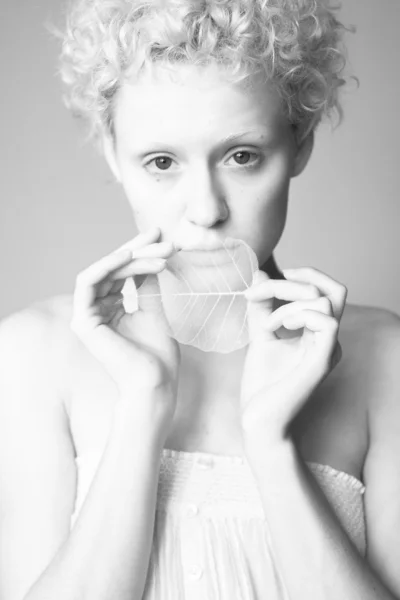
[57, 0, 357, 149]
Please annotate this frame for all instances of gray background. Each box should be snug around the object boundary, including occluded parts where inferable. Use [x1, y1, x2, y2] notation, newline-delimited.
[1, 0, 399, 319]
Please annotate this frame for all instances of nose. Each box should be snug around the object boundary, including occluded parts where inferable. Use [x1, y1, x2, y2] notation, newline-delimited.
[184, 166, 229, 227]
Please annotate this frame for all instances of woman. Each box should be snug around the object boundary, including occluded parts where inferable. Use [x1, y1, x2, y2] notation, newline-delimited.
[0, 0, 399, 599]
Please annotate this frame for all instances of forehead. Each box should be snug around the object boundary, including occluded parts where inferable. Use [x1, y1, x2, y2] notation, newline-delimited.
[113, 63, 288, 147]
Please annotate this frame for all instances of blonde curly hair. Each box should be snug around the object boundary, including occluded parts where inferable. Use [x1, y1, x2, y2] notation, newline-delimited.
[57, 0, 357, 149]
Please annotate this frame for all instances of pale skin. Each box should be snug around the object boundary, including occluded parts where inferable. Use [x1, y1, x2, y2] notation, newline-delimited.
[0, 61, 400, 599]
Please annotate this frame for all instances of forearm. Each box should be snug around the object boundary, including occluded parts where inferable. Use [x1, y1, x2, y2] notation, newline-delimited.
[245, 440, 397, 600]
[25, 395, 165, 600]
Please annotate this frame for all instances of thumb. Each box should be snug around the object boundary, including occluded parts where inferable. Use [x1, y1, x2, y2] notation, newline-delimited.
[136, 273, 173, 336]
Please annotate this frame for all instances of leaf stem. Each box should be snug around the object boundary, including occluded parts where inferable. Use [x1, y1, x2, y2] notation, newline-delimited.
[123, 291, 247, 298]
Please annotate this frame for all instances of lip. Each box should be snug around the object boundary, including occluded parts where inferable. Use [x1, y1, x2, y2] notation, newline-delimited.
[173, 237, 239, 251]
[174, 241, 224, 251]
[174, 246, 238, 267]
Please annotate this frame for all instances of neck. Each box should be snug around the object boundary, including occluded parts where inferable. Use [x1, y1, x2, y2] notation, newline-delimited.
[262, 253, 285, 280]
[175, 253, 287, 425]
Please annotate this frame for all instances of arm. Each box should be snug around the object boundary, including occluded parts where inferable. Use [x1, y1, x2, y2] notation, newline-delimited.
[0, 308, 165, 600]
[244, 312, 400, 600]
[363, 313, 400, 598]
[247, 441, 398, 600]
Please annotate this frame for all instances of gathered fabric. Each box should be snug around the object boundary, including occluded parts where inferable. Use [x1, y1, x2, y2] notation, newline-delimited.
[71, 447, 366, 600]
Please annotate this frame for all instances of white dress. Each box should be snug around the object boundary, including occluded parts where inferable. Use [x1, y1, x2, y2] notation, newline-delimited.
[71, 447, 366, 599]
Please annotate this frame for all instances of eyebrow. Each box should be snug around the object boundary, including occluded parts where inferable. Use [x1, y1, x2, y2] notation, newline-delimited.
[220, 129, 270, 144]
[133, 128, 274, 159]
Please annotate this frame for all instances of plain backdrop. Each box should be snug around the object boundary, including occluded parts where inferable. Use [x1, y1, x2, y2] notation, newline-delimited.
[0, 0, 399, 319]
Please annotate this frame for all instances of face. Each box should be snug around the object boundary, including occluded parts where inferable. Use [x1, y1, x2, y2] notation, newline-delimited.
[105, 62, 312, 268]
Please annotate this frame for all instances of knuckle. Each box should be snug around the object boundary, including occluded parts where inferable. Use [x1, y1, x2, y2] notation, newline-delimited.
[328, 316, 339, 332]
[307, 285, 320, 298]
[316, 296, 332, 311]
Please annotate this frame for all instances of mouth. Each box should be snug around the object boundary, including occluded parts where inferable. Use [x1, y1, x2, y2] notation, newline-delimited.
[174, 241, 223, 251]
[173, 234, 240, 251]
[174, 245, 239, 267]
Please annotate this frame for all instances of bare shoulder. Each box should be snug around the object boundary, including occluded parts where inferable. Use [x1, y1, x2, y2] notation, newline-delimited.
[340, 301, 400, 378]
[345, 306, 400, 592]
[0, 295, 119, 459]
[341, 301, 400, 337]
[0, 293, 76, 351]
[0, 293, 74, 333]
[345, 299, 400, 382]
[0, 294, 78, 405]
[293, 301, 400, 477]
[340, 301, 400, 436]
[0, 298, 79, 600]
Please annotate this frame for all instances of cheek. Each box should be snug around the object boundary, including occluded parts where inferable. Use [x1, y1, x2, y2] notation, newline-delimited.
[232, 146, 292, 200]
[249, 206, 288, 268]
[232, 157, 291, 226]
[231, 171, 290, 262]
[117, 165, 158, 223]
[251, 199, 288, 245]
[263, 151, 293, 198]
[121, 179, 180, 233]
[255, 176, 290, 244]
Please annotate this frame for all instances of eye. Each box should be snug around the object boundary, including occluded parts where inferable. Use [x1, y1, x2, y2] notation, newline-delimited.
[227, 151, 260, 167]
[150, 156, 173, 171]
[144, 150, 261, 173]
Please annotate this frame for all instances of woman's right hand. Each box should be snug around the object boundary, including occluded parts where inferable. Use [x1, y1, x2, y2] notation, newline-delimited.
[70, 226, 181, 433]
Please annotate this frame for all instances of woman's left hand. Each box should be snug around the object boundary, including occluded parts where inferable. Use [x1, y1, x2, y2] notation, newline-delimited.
[240, 267, 347, 449]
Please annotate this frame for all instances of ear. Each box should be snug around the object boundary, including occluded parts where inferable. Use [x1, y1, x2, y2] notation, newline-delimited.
[291, 130, 314, 178]
[103, 134, 121, 183]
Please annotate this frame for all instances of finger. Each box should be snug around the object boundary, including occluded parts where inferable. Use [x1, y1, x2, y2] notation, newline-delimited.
[97, 292, 123, 308]
[246, 297, 279, 342]
[99, 277, 126, 298]
[97, 258, 167, 300]
[114, 226, 161, 253]
[244, 278, 321, 303]
[282, 267, 347, 321]
[106, 274, 153, 300]
[247, 311, 340, 425]
[282, 310, 339, 366]
[244, 270, 275, 312]
[129, 241, 176, 259]
[79, 249, 133, 287]
[264, 296, 334, 332]
[282, 309, 338, 332]
[106, 275, 149, 302]
[110, 257, 167, 281]
[73, 249, 133, 317]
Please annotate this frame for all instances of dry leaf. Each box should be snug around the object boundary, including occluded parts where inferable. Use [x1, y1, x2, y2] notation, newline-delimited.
[123, 237, 259, 353]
